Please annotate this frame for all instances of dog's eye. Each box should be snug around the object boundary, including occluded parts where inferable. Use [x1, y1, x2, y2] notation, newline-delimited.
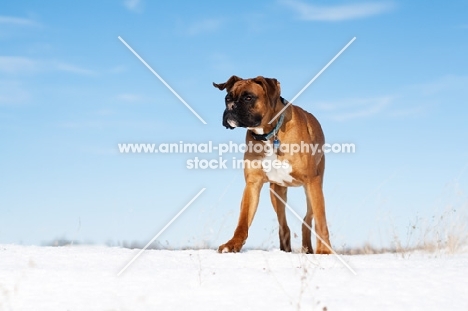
[225, 96, 232, 102]
[244, 96, 252, 101]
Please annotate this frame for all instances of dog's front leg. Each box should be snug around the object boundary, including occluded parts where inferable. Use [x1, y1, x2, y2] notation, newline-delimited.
[218, 180, 263, 253]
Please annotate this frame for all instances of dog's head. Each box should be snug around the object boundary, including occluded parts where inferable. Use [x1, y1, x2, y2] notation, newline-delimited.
[213, 75, 281, 129]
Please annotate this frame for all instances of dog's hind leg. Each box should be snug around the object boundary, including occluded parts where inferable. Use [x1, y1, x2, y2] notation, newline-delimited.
[303, 175, 332, 254]
[269, 183, 291, 252]
[302, 190, 314, 254]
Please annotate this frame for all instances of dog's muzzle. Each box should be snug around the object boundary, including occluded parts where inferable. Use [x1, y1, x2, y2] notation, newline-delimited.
[223, 110, 238, 129]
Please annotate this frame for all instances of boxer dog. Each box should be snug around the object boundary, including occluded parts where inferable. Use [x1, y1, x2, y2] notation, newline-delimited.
[213, 75, 332, 254]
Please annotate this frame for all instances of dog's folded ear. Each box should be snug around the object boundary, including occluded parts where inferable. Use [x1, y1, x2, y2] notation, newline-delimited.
[213, 75, 242, 91]
[253, 76, 281, 108]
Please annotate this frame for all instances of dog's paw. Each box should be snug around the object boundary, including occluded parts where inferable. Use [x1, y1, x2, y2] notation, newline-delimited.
[316, 247, 333, 255]
[218, 239, 244, 253]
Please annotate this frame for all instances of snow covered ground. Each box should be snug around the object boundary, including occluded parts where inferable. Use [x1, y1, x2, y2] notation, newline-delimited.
[1, 245, 467, 311]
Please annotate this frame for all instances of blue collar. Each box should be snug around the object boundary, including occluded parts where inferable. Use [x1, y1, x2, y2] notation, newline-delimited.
[251, 97, 288, 141]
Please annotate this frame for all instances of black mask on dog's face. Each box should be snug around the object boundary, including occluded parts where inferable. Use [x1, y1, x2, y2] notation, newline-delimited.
[213, 75, 280, 130]
[222, 90, 262, 129]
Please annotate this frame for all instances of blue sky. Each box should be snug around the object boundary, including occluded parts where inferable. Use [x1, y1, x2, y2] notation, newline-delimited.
[1, 0, 467, 250]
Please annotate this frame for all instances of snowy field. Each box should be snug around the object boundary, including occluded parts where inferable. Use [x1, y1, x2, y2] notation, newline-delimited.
[1, 245, 467, 311]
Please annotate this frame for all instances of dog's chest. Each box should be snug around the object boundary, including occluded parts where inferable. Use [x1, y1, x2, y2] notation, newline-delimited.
[261, 141, 294, 186]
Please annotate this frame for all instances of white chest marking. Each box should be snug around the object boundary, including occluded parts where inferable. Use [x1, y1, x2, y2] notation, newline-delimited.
[247, 127, 263, 135]
[261, 141, 294, 186]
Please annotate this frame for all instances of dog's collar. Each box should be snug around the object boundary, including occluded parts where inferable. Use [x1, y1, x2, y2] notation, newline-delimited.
[250, 97, 288, 141]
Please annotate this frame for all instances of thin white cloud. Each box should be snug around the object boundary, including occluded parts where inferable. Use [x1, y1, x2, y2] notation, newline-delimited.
[80, 146, 119, 156]
[280, 0, 395, 21]
[333, 98, 391, 121]
[116, 93, 144, 102]
[0, 80, 30, 105]
[314, 74, 468, 122]
[0, 56, 38, 74]
[317, 96, 392, 121]
[243, 13, 271, 34]
[0, 56, 96, 75]
[57, 120, 163, 130]
[95, 109, 115, 116]
[54, 62, 96, 75]
[109, 65, 126, 74]
[210, 53, 236, 73]
[0, 15, 39, 27]
[388, 106, 424, 118]
[123, 0, 143, 13]
[187, 18, 223, 35]
[57, 121, 108, 129]
[411, 75, 468, 96]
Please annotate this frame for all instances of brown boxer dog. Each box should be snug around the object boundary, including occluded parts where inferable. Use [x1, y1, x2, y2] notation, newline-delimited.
[213, 75, 332, 254]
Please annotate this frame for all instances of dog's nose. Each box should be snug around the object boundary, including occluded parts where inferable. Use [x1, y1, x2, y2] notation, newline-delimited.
[227, 102, 236, 110]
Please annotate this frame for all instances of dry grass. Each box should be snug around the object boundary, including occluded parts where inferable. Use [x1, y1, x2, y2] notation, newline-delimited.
[45, 182, 468, 257]
[341, 181, 468, 256]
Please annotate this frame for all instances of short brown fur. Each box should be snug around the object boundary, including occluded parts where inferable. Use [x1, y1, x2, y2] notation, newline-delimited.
[213, 76, 332, 254]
